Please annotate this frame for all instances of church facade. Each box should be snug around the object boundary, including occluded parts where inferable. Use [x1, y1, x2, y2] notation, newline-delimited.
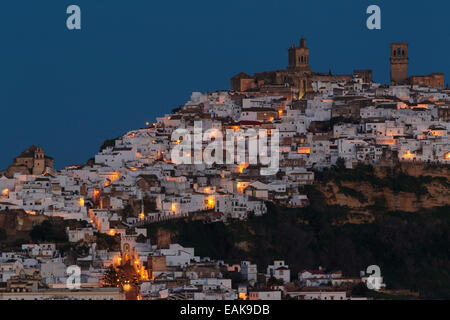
[230, 38, 352, 97]
[231, 39, 445, 94]
[6, 145, 54, 177]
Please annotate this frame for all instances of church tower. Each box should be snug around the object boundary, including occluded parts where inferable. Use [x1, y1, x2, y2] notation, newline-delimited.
[390, 42, 408, 84]
[288, 38, 311, 73]
[32, 146, 45, 175]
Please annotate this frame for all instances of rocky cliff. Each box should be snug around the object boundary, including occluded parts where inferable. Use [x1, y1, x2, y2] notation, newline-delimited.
[311, 162, 450, 223]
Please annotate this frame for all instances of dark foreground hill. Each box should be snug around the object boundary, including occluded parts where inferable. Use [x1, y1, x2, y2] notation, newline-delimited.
[146, 163, 450, 299]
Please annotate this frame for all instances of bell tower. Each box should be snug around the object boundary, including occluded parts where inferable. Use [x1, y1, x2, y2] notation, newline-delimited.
[32, 146, 45, 175]
[390, 42, 408, 84]
[288, 38, 311, 73]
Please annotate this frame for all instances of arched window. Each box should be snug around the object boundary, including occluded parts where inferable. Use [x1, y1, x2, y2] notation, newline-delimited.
[402, 50, 405, 56]
[397, 48, 401, 56]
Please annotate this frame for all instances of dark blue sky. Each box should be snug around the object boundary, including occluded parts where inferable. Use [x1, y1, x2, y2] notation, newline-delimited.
[0, 0, 448, 169]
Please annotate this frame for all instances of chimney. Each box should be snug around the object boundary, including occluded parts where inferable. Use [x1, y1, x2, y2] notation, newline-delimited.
[300, 38, 306, 48]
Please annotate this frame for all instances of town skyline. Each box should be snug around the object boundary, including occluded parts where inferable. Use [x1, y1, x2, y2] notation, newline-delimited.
[1, 2, 450, 301]
[1, 0, 449, 169]
[1, 37, 447, 171]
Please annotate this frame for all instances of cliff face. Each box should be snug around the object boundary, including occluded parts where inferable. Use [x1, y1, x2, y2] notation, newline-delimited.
[144, 163, 450, 299]
[322, 180, 450, 212]
[145, 201, 450, 299]
[314, 163, 450, 216]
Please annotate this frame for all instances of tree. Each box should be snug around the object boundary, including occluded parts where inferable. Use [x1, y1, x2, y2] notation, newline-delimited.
[334, 157, 346, 171]
[95, 232, 120, 250]
[102, 265, 125, 287]
[267, 276, 284, 286]
[0, 228, 7, 241]
[136, 234, 147, 243]
[30, 220, 67, 242]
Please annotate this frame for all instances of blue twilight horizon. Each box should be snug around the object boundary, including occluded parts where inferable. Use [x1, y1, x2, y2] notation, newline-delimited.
[0, 0, 448, 169]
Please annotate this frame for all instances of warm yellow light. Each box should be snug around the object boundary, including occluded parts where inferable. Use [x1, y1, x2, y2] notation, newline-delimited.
[1, 189, 9, 197]
[382, 139, 396, 145]
[105, 171, 120, 187]
[109, 229, 116, 236]
[207, 197, 215, 209]
[445, 152, 450, 160]
[141, 267, 148, 280]
[239, 292, 248, 300]
[430, 130, 443, 137]
[236, 181, 246, 194]
[123, 283, 131, 292]
[403, 150, 414, 159]
[297, 147, 311, 154]
[269, 117, 274, 122]
[238, 163, 248, 174]
[233, 126, 240, 131]
[78, 198, 85, 207]
[171, 203, 177, 212]
[139, 212, 145, 221]
[278, 109, 283, 117]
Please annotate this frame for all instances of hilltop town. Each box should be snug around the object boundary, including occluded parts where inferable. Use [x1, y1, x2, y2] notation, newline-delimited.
[0, 39, 448, 300]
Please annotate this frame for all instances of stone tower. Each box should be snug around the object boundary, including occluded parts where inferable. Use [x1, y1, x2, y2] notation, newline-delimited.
[390, 42, 408, 84]
[288, 38, 311, 73]
[121, 235, 137, 263]
[32, 146, 45, 175]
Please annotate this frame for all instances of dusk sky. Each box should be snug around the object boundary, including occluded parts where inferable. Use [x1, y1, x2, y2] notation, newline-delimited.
[0, 0, 448, 169]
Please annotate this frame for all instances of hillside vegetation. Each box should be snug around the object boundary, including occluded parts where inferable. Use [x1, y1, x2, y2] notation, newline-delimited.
[147, 163, 450, 299]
